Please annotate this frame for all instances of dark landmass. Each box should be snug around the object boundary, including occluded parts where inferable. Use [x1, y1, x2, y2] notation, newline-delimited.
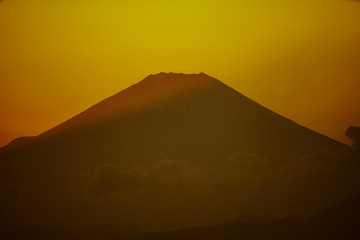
[0, 73, 359, 233]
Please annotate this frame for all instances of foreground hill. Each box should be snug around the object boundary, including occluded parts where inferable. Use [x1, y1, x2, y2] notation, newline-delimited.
[126, 194, 360, 240]
[1, 194, 359, 240]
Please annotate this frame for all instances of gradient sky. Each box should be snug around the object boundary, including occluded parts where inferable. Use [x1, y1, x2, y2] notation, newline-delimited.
[1, 0, 360, 147]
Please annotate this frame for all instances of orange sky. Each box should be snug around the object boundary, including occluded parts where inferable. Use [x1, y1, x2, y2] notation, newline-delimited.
[1, 0, 360, 147]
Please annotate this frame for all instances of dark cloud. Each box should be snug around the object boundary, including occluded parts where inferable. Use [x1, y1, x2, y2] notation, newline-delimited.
[346, 126, 360, 148]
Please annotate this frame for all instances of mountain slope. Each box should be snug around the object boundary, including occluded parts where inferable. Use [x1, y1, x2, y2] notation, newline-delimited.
[0, 73, 356, 232]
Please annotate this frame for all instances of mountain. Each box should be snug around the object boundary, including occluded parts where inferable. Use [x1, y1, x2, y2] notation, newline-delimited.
[1, 72, 342, 160]
[0, 73, 358, 232]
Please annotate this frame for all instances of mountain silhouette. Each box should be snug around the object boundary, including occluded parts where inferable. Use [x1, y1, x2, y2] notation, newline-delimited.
[1, 72, 342, 159]
[0, 73, 358, 232]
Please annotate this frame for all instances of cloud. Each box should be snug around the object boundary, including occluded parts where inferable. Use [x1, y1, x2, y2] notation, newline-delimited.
[86, 152, 273, 198]
[87, 157, 269, 197]
[346, 126, 360, 148]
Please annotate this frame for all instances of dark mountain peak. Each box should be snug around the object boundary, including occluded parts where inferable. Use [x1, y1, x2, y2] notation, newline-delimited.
[145, 72, 212, 79]
[140, 72, 222, 89]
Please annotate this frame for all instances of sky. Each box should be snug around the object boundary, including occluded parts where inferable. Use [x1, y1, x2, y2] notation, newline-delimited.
[0, 0, 360, 147]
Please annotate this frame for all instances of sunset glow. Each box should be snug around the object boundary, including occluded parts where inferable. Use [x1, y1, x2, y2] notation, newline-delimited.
[1, 0, 360, 146]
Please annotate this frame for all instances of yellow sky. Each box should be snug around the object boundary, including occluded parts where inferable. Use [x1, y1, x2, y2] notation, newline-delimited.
[1, 0, 360, 147]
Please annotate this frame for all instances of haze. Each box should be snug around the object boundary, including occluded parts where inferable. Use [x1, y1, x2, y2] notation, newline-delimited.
[1, 0, 360, 147]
